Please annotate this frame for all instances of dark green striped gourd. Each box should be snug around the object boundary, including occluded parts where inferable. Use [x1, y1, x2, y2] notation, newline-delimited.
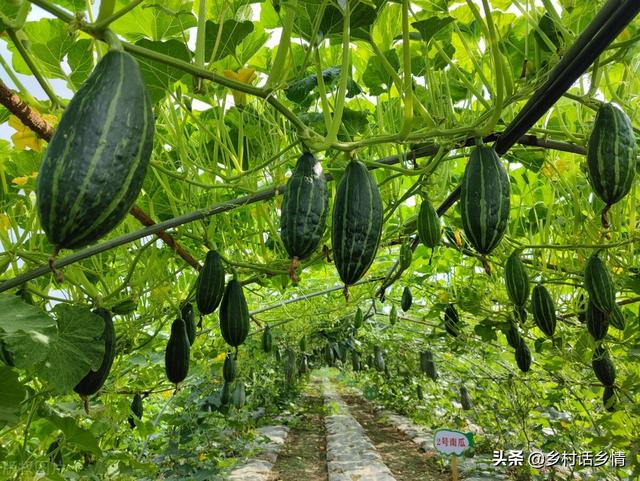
[505, 321, 521, 349]
[592, 346, 615, 386]
[531, 285, 556, 337]
[299, 336, 307, 353]
[389, 305, 397, 325]
[232, 380, 246, 408]
[373, 346, 385, 372]
[220, 381, 231, 405]
[299, 354, 309, 374]
[444, 304, 461, 337]
[128, 393, 143, 428]
[181, 303, 196, 345]
[262, 325, 273, 353]
[584, 254, 616, 314]
[331, 160, 383, 287]
[515, 340, 532, 373]
[399, 242, 412, 271]
[223, 354, 237, 383]
[37, 50, 154, 249]
[514, 306, 527, 324]
[354, 307, 364, 329]
[609, 304, 625, 331]
[324, 344, 335, 365]
[351, 350, 360, 371]
[232, 380, 246, 409]
[505, 252, 530, 307]
[602, 386, 616, 412]
[586, 299, 609, 341]
[74, 309, 116, 396]
[417, 199, 440, 248]
[219, 280, 250, 348]
[165, 318, 190, 384]
[586, 103, 636, 226]
[280, 152, 329, 261]
[416, 384, 424, 400]
[284, 348, 297, 385]
[460, 386, 473, 410]
[401, 287, 412, 312]
[196, 250, 225, 315]
[459, 146, 510, 256]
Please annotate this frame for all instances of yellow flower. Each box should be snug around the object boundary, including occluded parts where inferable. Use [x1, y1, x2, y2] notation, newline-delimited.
[9, 114, 57, 152]
[213, 352, 226, 363]
[11, 171, 38, 188]
[0, 214, 11, 233]
[198, 452, 207, 461]
[223, 67, 257, 106]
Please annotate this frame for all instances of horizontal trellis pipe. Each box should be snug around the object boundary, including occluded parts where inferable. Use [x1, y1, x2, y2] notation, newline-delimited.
[495, 0, 640, 154]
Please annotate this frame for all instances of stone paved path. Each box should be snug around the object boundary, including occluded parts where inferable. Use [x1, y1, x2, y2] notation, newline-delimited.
[323, 380, 397, 481]
[227, 425, 290, 480]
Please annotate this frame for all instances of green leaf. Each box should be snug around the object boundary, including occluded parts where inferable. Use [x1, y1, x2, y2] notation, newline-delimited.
[47, 414, 102, 455]
[134, 39, 191, 104]
[111, 0, 197, 42]
[340, 108, 369, 137]
[66, 39, 94, 91]
[0, 293, 56, 369]
[204, 20, 254, 62]
[36, 305, 105, 394]
[0, 366, 30, 425]
[411, 16, 454, 44]
[362, 49, 399, 95]
[8, 19, 77, 79]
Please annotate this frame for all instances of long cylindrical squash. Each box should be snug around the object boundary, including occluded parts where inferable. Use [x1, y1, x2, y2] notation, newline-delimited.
[128, 393, 143, 429]
[505, 251, 530, 307]
[584, 254, 616, 314]
[444, 304, 461, 337]
[280, 153, 329, 268]
[531, 284, 556, 337]
[219, 280, 250, 348]
[515, 340, 532, 373]
[232, 380, 246, 409]
[223, 353, 237, 383]
[165, 318, 190, 384]
[399, 242, 412, 271]
[181, 302, 196, 345]
[196, 250, 225, 316]
[331, 160, 383, 287]
[74, 309, 116, 396]
[262, 325, 273, 353]
[401, 287, 412, 312]
[459, 146, 510, 256]
[37, 50, 154, 249]
[373, 346, 385, 372]
[460, 385, 473, 410]
[609, 304, 625, 331]
[389, 305, 397, 325]
[417, 199, 440, 248]
[592, 346, 615, 387]
[505, 321, 522, 349]
[586, 103, 637, 226]
[586, 299, 609, 341]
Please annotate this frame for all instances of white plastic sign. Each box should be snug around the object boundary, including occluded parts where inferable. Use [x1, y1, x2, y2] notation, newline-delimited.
[434, 429, 474, 456]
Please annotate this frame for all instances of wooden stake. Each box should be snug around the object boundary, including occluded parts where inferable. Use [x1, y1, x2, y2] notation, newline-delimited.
[451, 455, 458, 481]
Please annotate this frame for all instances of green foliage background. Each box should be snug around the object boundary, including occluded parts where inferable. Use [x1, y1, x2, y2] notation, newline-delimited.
[0, 0, 639, 479]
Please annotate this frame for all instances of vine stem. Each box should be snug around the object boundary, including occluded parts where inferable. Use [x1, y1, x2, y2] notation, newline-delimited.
[93, 0, 145, 30]
[398, 0, 413, 139]
[479, 0, 504, 136]
[95, 0, 116, 24]
[6, 29, 62, 109]
[27, 0, 309, 135]
[324, 0, 350, 145]
[266, 0, 295, 89]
